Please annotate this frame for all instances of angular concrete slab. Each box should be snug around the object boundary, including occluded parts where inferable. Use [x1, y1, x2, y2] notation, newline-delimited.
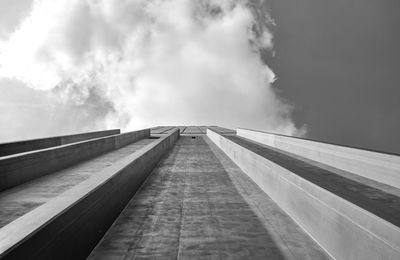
[237, 128, 400, 189]
[0, 129, 120, 157]
[208, 129, 400, 260]
[0, 130, 179, 259]
[0, 138, 155, 228]
[0, 129, 149, 191]
[89, 136, 330, 259]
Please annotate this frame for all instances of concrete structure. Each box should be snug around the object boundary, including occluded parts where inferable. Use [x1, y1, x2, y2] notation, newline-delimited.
[0, 126, 399, 259]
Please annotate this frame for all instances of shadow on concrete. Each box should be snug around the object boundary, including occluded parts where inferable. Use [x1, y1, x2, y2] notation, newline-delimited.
[226, 135, 400, 228]
[89, 136, 289, 259]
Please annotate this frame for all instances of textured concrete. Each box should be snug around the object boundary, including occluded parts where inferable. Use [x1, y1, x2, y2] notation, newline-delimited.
[0, 129, 149, 191]
[0, 129, 120, 157]
[151, 126, 208, 135]
[0, 138, 155, 228]
[89, 136, 329, 259]
[208, 129, 400, 260]
[237, 128, 400, 189]
[0, 130, 179, 259]
[150, 126, 234, 136]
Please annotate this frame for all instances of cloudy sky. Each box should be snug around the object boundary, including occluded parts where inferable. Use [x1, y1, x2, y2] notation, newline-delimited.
[0, 0, 399, 154]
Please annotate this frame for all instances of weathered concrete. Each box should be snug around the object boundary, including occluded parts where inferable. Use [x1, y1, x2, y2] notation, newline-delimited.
[208, 126, 236, 135]
[89, 136, 329, 259]
[0, 130, 179, 259]
[207, 129, 400, 260]
[237, 128, 400, 189]
[0, 129, 120, 157]
[0, 138, 155, 228]
[150, 126, 232, 136]
[0, 129, 149, 191]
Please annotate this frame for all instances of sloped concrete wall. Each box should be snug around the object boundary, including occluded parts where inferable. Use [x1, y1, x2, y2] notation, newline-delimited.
[237, 128, 400, 189]
[0, 129, 149, 191]
[207, 129, 400, 260]
[0, 129, 120, 157]
[0, 129, 179, 259]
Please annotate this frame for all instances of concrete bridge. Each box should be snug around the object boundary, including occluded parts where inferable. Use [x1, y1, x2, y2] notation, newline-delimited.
[0, 126, 399, 259]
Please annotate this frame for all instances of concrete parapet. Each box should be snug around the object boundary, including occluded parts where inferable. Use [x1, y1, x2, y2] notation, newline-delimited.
[237, 128, 400, 189]
[0, 129, 120, 157]
[0, 129, 149, 192]
[0, 129, 179, 259]
[207, 129, 400, 260]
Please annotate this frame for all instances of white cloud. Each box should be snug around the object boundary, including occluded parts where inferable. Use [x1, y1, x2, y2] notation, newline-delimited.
[0, 0, 302, 140]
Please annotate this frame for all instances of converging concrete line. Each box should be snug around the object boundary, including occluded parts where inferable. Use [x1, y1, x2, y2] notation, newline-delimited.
[207, 129, 400, 260]
[0, 138, 156, 228]
[0, 130, 180, 259]
[88, 136, 329, 259]
[237, 128, 400, 189]
[159, 127, 175, 134]
[0, 129, 150, 191]
[0, 129, 120, 157]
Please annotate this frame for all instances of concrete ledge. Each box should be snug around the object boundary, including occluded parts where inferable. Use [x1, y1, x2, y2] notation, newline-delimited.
[0, 129, 179, 259]
[237, 128, 400, 189]
[0, 129, 120, 157]
[0, 129, 149, 192]
[207, 129, 400, 260]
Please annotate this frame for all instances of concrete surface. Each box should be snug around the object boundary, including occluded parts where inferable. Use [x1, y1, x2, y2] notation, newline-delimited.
[88, 136, 330, 260]
[208, 129, 400, 260]
[0, 129, 149, 191]
[150, 126, 234, 136]
[0, 129, 120, 157]
[0, 130, 179, 259]
[0, 138, 155, 228]
[237, 128, 400, 189]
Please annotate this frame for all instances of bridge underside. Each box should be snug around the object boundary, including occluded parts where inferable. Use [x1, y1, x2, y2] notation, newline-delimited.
[0, 126, 399, 259]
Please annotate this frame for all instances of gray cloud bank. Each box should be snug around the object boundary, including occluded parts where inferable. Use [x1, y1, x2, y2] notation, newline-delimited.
[0, 0, 303, 141]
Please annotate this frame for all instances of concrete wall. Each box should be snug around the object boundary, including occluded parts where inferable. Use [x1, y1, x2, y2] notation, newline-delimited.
[207, 129, 400, 260]
[0, 129, 149, 192]
[0, 129, 179, 259]
[237, 128, 400, 189]
[0, 129, 120, 157]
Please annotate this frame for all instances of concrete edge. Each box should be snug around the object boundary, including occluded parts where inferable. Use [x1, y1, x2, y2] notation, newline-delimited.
[0, 129, 121, 157]
[0, 129, 180, 259]
[207, 129, 400, 260]
[236, 128, 400, 189]
[237, 127, 400, 157]
[0, 129, 150, 192]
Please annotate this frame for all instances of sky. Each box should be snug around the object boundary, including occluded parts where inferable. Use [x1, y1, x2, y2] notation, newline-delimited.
[0, 0, 399, 154]
[260, 0, 400, 154]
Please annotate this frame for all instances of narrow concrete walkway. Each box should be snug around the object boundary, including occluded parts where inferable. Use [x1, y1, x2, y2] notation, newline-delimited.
[89, 136, 330, 259]
[0, 138, 155, 228]
[225, 135, 400, 228]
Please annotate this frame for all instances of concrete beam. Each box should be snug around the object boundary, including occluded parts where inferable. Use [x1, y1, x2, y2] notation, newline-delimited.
[0, 129, 120, 157]
[207, 129, 400, 260]
[0, 129, 180, 259]
[237, 128, 400, 189]
[0, 129, 149, 192]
